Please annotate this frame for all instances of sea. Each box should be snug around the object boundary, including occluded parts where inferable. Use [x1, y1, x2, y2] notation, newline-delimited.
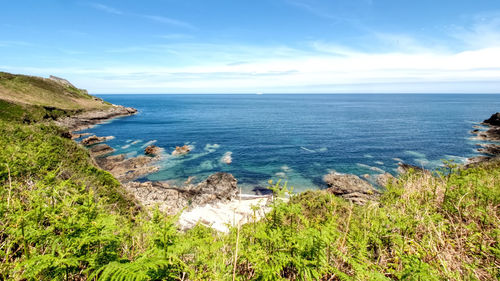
[80, 94, 500, 193]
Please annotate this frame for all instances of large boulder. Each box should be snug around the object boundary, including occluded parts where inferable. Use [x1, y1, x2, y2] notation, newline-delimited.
[188, 172, 238, 205]
[483, 112, 500, 126]
[323, 172, 380, 205]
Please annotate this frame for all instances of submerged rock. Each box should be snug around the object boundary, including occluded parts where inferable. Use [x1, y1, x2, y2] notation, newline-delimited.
[323, 172, 380, 205]
[172, 145, 191, 156]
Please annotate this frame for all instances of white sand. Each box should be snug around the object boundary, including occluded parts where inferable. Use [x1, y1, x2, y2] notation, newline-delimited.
[178, 195, 271, 233]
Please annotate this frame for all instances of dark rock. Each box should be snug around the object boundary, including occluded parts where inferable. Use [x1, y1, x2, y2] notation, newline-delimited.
[145, 145, 161, 156]
[483, 112, 500, 126]
[60, 131, 72, 139]
[252, 186, 274, 196]
[323, 172, 380, 205]
[477, 143, 500, 156]
[89, 144, 114, 157]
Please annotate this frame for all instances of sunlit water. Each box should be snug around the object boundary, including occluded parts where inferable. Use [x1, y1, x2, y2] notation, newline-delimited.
[80, 94, 500, 193]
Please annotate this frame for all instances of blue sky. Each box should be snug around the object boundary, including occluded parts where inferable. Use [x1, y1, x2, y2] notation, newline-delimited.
[1, 0, 500, 93]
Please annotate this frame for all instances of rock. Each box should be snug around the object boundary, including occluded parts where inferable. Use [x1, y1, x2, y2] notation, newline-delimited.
[49, 75, 75, 88]
[477, 143, 500, 156]
[96, 154, 159, 182]
[465, 156, 494, 168]
[124, 172, 238, 215]
[376, 173, 396, 187]
[55, 105, 138, 131]
[397, 163, 427, 174]
[89, 144, 114, 157]
[482, 112, 500, 126]
[144, 145, 161, 156]
[323, 172, 380, 205]
[172, 145, 191, 156]
[362, 174, 370, 179]
[81, 135, 114, 146]
[187, 173, 238, 206]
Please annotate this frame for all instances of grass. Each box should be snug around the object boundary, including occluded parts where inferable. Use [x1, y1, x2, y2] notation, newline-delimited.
[0, 72, 110, 110]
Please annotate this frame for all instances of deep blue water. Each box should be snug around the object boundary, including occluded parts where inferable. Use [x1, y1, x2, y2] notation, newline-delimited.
[81, 94, 500, 192]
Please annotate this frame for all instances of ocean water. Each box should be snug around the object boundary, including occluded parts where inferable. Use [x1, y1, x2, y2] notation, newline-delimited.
[81, 94, 500, 192]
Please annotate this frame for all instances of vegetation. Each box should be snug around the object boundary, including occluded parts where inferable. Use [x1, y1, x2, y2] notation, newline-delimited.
[0, 73, 498, 280]
[0, 72, 110, 110]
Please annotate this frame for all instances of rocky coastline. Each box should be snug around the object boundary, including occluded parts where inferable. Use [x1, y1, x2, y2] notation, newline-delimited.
[468, 112, 500, 165]
[61, 105, 500, 229]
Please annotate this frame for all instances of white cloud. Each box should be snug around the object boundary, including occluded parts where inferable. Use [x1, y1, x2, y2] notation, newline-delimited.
[142, 15, 196, 30]
[88, 2, 123, 15]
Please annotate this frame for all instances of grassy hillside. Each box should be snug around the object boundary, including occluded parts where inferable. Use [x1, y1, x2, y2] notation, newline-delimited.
[0, 72, 110, 111]
[0, 72, 498, 280]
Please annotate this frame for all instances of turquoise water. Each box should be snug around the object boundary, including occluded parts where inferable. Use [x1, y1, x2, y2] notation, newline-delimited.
[81, 94, 500, 192]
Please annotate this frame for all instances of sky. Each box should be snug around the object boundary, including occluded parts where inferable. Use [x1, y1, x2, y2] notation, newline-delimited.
[1, 0, 500, 93]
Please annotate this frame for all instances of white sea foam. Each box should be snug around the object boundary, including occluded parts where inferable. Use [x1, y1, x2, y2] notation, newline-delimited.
[281, 165, 291, 172]
[364, 154, 374, 158]
[405, 150, 426, 158]
[220, 152, 233, 164]
[141, 140, 157, 148]
[392, 157, 403, 162]
[121, 144, 131, 149]
[131, 140, 141, 145]
[301, 146, 315, 153]
[204, 143, 220, 152]
[275, 172, 286, 178]
[374, 161, 384, 165]
[199, 160, 216, 170]
[317, 147, 328, 152]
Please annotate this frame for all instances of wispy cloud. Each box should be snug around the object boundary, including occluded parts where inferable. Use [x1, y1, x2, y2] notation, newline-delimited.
[88, 2, 123, 15]
[143, 15, 196, 30]
[158, 33, 194, 40]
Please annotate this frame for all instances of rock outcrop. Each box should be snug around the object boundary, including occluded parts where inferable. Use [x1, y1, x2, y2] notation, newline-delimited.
[323, 172, 380, 205]
[56, 105, 137, 131]
[96, 154, 160, 182]
[468, 113, 500, 165]
[89, 144, 114, 157]
[144, 145, 161, 156]
[172, 145, 191, 156]
[482, 112, 500, 126]
[123, 172, 238, 215]
[81, 135, 114, 146]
